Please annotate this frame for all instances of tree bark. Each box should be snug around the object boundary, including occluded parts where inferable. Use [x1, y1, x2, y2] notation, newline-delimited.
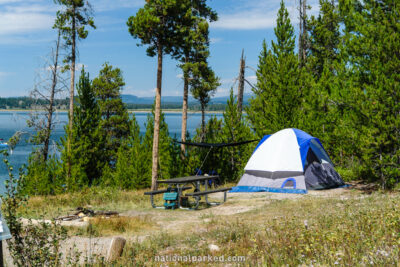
[237, 49, 245, 119]
[67, 6, 76, 180]
[201, 102, 205, 142]
[180, 56, 189, 156]
[43, 31, 61, 162]
[151, 46, 163, 190]
[302, 0, 307, 62]
[299, 0, 307, 65]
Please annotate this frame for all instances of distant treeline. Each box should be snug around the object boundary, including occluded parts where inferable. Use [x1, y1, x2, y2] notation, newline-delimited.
[0, 97, 69, 110]
[0, 97, 229, 111]
[125, 103, 228, 111]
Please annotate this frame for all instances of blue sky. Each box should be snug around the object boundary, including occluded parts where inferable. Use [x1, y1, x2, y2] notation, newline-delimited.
[0, 0, 320, 98]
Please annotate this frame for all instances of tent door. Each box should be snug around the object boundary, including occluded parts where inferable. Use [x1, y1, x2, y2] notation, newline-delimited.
[281, 178, 297, 189]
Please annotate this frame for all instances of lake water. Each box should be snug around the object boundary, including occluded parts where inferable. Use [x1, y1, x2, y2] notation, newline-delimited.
[0, 111, 222, 193]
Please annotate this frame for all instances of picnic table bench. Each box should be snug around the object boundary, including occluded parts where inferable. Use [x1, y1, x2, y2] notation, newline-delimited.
[144, 175, 231, 210]
[144, 186, 192, 208]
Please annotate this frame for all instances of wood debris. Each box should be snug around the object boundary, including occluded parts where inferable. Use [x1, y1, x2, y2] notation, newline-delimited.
[56, 207, 119, 221]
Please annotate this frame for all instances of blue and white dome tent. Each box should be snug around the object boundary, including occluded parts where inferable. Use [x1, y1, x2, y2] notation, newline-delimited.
[231, 128, 344, 194]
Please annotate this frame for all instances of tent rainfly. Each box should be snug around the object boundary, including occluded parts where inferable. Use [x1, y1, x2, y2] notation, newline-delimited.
[231, 128, 344, 194]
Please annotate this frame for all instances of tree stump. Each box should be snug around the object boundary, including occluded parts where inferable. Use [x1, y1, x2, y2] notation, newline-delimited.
[106, 237, 126, 261]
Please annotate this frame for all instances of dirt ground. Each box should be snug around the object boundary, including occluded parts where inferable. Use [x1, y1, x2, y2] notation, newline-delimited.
[3, 183, 368, 266]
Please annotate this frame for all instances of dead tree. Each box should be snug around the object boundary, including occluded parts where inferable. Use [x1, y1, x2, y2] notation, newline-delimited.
[299, 0, 308, 65]
[28, 31, 67, 161]
[237, 49, 245, 118]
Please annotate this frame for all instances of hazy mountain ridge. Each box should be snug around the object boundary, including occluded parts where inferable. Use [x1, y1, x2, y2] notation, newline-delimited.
[121, 93, 253, 104]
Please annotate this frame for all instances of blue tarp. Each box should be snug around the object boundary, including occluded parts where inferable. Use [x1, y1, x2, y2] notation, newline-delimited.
[230, 186, 307, 194]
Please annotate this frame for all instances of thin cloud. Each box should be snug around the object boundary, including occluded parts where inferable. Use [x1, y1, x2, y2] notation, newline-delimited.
[0, 71, 13, 77]
[0, 2, 54, 36]
[95, 0, 143, 12]
[211, 0, 320, 30]
[212, 12, 276, 30]
[214, 87, 230, 97]
[210, 37, 222, 44]
[124, 87, 157, 97]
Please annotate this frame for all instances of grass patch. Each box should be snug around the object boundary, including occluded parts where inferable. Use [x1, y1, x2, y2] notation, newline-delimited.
[115, 192, 400, 266]
[69, 215, 157, 237]
[19, 183, 400, 265]
[19, 182, 236, 219]
[19, 187, 153, 219]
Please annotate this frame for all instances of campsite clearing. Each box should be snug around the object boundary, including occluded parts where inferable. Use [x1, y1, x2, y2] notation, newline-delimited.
[13, 182, 400, 266]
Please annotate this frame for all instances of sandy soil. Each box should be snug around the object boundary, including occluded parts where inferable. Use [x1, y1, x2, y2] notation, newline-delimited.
[2, 185, 362, 266]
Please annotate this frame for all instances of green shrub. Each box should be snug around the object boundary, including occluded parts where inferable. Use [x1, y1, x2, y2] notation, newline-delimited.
[22, 155, 64, 195]
[1, 151, 70, 266]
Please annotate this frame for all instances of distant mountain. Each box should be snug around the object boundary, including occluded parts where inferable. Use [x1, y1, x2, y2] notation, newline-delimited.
[121, 94, 195, 104]
[121, 93, 253, 105]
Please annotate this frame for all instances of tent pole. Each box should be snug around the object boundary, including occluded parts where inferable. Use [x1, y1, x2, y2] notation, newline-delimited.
[196, 146, 213, 176]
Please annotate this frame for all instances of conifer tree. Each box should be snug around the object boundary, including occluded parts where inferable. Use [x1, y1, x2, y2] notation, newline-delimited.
[127, 0, 193, 190]
[190, 65, 220, 139]
[247, 1, 303, 137]
[193, 116, 223, 176]
[220, 89, 254, 182]
[302, 0, 353, 167]
[308, 0, 340, 79]
[61, 68, 103, 189]
[53, 0, 95, 179]
[92, 63, 131, 167]
[141, 105, 174, 181]
[114, 116, 149, 189]
[340, 0, 400, 188]
[178, 2, 217, 154]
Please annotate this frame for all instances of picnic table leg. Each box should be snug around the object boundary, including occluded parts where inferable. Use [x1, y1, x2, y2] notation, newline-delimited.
[150, 195, 159, 208]
[150, 195, 155, 208]
[177, 184, 183, 208]
[187, 182, 200, 210]
[150, 195, 166, 209]
[205, 178, 209, 204]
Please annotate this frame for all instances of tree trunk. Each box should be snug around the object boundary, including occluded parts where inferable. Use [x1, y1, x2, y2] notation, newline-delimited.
[67, 7, 76, 180]
[299, 0, 307, 65]
[237, 49, 245, 118]
[151, 46, 163, 191]
[43, 31, 61, 162]
[201, 102, 205, 142]
[302, 0, 307, 62]
[180, 56, 189, 156]
[299, 0, 302, 60]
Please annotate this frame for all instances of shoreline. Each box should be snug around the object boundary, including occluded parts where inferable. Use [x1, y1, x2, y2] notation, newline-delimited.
[0, 109, 224, 114]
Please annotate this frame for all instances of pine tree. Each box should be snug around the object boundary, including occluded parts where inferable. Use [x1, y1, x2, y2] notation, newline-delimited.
[69, 69, 103, 187]
[127, 0, 194, 190]
[190, 65, 220, 139]
[302, 0, 359, 172]
[92, 63, 131, 167]
[193, 116, 223, 176]
[141, 105, 174, 181]
[60, 68, 103, 189]
[114, 116, 149, 189]
[340, 0, 400, 188]
[53, 0, 95, 180]
[178, 2, 217, 154]
[247, 1, 303, 137]
[220, 89, 254, 182]
[308, 0, 341, 79]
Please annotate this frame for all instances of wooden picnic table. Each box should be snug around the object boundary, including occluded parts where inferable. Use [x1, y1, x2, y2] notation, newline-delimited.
[144, 175, 231, 210]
